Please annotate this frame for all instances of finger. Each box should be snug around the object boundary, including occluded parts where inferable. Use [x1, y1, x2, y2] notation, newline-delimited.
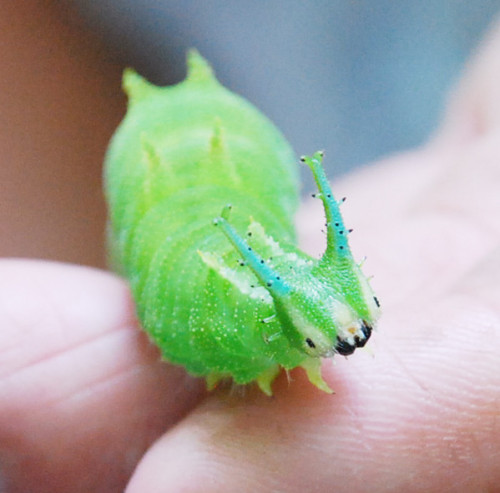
[0, 260, 205, 493]
[126, 249, 500, 493]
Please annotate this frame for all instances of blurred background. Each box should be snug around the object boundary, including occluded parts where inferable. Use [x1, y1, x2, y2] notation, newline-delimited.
[73, 0, 500, 175]
[1, 1, 499, 266]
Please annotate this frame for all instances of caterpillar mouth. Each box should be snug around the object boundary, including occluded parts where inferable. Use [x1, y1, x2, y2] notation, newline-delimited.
[335, 321, 372, 356]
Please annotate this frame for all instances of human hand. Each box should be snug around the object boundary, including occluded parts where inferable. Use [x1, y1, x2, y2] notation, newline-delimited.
[2, 19, 500, 493]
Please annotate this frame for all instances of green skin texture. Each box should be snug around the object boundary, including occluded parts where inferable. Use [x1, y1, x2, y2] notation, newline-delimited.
[104, 51, 380, 395]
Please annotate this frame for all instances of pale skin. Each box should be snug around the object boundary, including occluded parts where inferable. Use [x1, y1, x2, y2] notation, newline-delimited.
[1, 5, 499, 493]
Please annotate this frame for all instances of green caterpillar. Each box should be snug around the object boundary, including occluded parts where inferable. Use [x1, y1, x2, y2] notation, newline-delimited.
[104, 51, 380, 395]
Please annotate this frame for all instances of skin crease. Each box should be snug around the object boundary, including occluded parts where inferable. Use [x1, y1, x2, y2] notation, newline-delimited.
[1, 6, 499, 493]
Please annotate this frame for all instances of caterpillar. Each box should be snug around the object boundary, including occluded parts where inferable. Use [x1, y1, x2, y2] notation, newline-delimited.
[103, 51, 380, 395]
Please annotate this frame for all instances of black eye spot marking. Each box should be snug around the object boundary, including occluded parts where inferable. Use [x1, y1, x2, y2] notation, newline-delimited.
[305, 338, 316, 349]
[353, 321, 372, 348]
[335, 338, 356, 356]
[359, 321, 372, 343]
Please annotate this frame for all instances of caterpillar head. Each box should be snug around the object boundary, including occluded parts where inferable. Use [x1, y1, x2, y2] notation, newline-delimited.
[215, 152, 380, 359]
[273, 267, 378, 358]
